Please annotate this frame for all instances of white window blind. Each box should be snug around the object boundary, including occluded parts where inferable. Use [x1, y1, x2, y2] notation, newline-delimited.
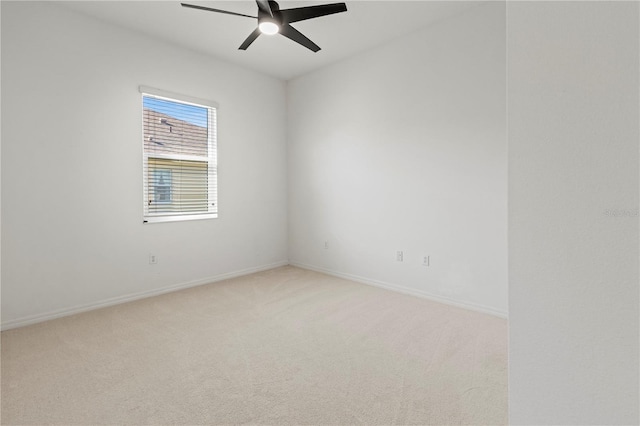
[140, 86, 218, 223]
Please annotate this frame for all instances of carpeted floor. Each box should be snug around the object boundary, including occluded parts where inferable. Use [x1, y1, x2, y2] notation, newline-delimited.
[1, 266, 507, 425]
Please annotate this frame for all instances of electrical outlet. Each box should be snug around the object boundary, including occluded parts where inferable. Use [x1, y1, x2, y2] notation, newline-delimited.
[422, 255, 430, 267]
[396, 251, 403, 262]
[149, 254, 157, 265]
[324, 241, 329, 250]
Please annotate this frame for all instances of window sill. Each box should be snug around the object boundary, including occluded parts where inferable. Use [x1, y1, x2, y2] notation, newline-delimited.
[143, 213, 218, 224]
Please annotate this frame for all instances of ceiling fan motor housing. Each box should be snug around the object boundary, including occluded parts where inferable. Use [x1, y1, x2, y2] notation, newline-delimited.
[259, 1, 282, 27]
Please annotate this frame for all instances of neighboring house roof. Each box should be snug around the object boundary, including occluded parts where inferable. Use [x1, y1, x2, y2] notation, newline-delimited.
[143, 108, 208, 157]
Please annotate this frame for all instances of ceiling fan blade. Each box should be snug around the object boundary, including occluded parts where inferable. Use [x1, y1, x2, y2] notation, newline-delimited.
[256, 0, 274, 17]
[280, 24, 320, 52]
[181, 3, 256, 19]
[280, 3, 347, 24]
[239, 28, 262, 50]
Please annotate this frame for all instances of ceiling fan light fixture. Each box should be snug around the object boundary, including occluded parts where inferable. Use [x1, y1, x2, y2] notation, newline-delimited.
[258, 21, 279, 35]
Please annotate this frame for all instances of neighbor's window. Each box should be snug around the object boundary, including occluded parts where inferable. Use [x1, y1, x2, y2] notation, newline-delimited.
[140, 86, 217, 223]
[153, 169, 172, 204]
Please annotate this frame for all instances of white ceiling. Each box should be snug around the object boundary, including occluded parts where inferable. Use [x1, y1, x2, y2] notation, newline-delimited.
[59, 1, 482, 80]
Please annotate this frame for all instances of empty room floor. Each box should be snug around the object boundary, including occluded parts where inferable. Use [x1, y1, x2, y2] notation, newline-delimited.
[1, 266, 507, 425]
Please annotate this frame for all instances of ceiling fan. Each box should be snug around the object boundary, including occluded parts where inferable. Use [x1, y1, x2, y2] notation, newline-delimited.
[181, 0, 347, 52]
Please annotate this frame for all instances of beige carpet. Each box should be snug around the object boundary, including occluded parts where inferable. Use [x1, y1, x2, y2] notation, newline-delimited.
[1, 266, 507, 425]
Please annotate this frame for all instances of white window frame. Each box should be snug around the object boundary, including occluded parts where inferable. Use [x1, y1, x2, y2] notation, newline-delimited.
[140, 86, 218, 224]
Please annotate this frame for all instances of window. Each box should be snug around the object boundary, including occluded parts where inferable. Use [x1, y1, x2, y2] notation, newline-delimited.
[153, 169, 172, 204]
[140, 86, 217, 223]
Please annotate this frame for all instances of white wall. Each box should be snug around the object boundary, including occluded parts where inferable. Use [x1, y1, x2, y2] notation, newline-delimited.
[287, 2, 507, 316]
[1, 1, 288, 328]
[508, 2, 639, 424]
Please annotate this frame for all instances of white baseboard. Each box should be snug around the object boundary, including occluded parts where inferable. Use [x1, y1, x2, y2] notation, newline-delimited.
[1, 261, 289, 331]
[290, 261, 508, 319]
